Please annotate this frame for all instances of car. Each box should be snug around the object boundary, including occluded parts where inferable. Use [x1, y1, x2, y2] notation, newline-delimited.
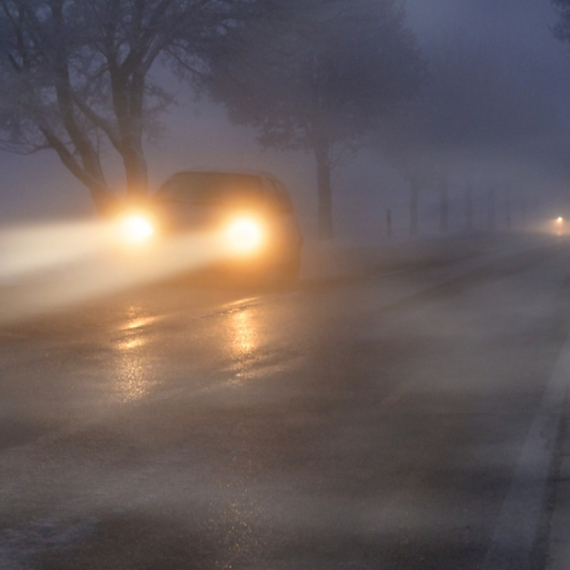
[128, 170, 303, 281]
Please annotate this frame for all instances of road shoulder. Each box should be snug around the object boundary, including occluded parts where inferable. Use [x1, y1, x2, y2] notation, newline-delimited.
[547, 410, 570, 569]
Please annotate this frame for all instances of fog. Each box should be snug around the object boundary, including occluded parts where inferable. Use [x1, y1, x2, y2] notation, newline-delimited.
[0, 217, 244, 322]
[1, 0, 570, 238]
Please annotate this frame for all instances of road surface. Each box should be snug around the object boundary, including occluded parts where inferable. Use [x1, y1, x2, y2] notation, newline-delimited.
[0, 235, 568, 569]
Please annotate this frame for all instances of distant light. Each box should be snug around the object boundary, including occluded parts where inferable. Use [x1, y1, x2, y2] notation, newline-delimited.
[118, 214, 154, 245]
[557, 217, 564, 223]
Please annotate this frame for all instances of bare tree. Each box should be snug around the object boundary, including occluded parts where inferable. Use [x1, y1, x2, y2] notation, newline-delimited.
[204, 0, 425, 239]
[552, 0, 570, 42]
[378, 31, 554, 236]
[0, 0, 276, 214]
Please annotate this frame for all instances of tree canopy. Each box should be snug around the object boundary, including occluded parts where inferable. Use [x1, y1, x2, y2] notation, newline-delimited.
[0, 0, 279, 213]
[552, 0, 570, 43]
[204, 0, 425, 238]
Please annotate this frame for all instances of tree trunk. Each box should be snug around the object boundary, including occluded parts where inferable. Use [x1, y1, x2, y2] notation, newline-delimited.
[487, 188, 496, 231]
[123, 146, 149, 201]
[111, 69, 149, 201]
[40, 126, 117, 217]
[315, 142, 333, 240]
[504, 192, 512, 231]
[439, 179, 449, 233]
[90, 189, 121, 217]
[519, 194, 527, 230]
[409, 176, 420, 236]
[465, 185, 473, 232]
[123, 72, 148, 200]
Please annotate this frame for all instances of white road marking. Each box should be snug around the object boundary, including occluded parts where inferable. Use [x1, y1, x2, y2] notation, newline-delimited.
[483, 331, 570, 569]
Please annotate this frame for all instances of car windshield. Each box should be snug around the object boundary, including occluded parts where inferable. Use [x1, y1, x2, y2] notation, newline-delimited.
[155, 172, 264, 206]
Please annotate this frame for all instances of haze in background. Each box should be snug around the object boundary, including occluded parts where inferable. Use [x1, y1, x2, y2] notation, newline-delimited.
[0, 0, 569, 239]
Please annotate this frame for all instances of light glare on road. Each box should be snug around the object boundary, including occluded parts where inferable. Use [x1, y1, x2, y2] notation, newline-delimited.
[0, 218, 237, 322]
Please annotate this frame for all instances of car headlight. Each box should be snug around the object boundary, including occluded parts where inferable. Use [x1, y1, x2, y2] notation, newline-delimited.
[117, 213, 154, 245]
[223, 217, 265, 256]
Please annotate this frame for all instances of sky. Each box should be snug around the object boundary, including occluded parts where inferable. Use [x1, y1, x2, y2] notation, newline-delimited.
[1, 0, 570, 238]
[407, 0, 568, 111]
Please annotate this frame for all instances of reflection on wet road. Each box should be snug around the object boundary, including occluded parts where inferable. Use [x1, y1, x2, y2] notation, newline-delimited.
[227, 306, 261, 385]
[113, 306, 159, 403]
[0, 238, 568, 569]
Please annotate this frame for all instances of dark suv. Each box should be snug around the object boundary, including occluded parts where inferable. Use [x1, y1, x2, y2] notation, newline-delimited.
[152, 170, 303, 279]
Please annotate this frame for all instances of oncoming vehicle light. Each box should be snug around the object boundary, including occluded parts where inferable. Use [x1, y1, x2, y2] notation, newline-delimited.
[117, 214, 154, 245]
[224, 217, 265, 256]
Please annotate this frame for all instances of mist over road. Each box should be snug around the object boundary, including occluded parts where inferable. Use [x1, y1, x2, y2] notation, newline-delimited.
[0, 235, 568, 569]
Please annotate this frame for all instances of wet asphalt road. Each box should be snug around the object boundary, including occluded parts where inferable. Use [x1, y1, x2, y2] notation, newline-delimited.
[0, 236, 569, 569]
